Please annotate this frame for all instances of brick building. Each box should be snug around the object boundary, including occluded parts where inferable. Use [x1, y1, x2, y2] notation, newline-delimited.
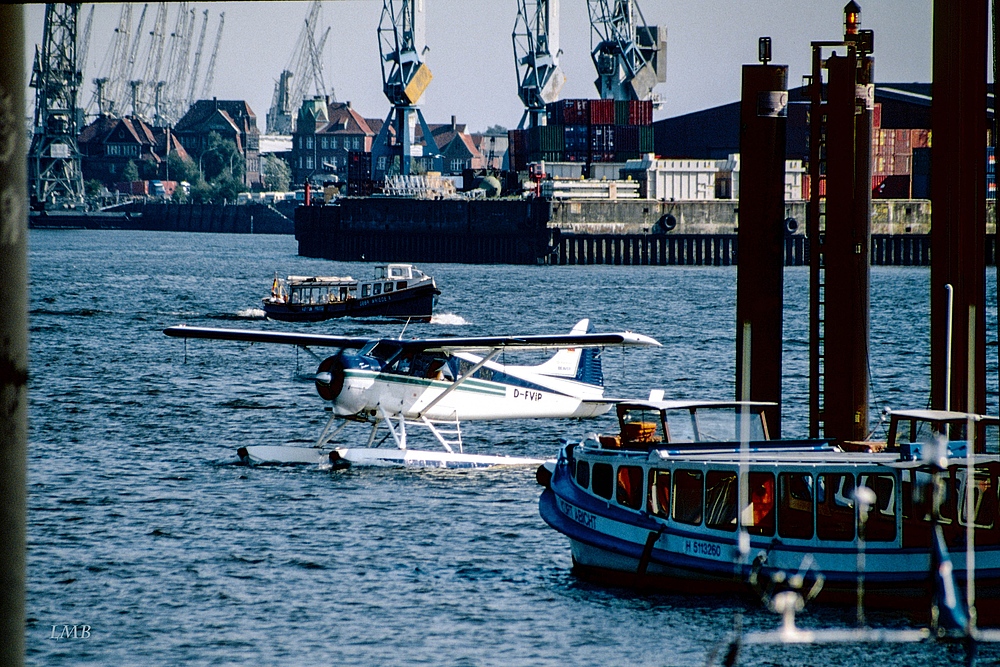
[174, 98, 262, 187]
[78, 114, 191, 186]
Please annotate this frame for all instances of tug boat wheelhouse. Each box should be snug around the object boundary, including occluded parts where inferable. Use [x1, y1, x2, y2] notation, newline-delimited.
[262, 264, 440, 322]
[538, 399, 1000, 614]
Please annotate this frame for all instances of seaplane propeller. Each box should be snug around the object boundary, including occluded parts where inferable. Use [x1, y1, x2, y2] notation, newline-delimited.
[315, 353, 347, 402]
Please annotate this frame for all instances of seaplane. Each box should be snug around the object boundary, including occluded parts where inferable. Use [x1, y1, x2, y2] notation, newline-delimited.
[163, 319, 661, 469]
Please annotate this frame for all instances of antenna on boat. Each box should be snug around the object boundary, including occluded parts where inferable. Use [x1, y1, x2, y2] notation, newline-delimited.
[398, 317, 412, 340]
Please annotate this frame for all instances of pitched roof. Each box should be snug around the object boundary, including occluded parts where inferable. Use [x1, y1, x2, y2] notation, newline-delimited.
[319, 102, 374, 136]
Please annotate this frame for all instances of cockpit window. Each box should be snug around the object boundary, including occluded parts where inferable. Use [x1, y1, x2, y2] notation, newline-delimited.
[361, 341, 402, 363]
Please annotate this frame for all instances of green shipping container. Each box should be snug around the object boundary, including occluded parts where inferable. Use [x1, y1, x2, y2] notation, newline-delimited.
[639, 126, 654, 153]
[615, 100, 630, 126]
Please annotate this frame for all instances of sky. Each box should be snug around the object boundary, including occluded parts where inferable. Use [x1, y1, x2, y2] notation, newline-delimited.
[22, 1, 942, 134]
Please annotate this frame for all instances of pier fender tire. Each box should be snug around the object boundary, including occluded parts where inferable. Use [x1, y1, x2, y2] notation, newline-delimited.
[654, 213, 677, 234]
[784, 217, 799, 235]
[315, 353, 346, 402]
[536, 464, 552, 488]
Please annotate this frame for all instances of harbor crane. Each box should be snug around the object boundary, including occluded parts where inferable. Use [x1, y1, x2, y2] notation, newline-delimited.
[587, 0, 666, 101]
[370, 0, 436, 177]
[186, 10, 210, 110]
[137, 3, 169, 120]
[29, 2, 85, 210]
[266, 0, 330, 134]
[512, 0, 565, 128]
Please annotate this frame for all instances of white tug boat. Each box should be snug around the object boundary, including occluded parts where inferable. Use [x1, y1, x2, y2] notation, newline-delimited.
[538, 397, 1000, 620]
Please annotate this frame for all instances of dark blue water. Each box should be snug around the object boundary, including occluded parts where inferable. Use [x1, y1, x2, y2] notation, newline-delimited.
[26, 230, 1000, 665]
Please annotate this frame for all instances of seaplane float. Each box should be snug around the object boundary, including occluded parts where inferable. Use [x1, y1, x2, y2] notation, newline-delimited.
[538, 395, 1000, 622]
[164, 319, 660, 469]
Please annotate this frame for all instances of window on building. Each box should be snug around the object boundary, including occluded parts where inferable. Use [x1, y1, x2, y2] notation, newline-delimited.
[321, 137, 328, 149]
[298, 136, 303, 149]
[450, 159, 464, 173]
[306, 136, 313, 149]
[352, 137, 360, 150]
[306, 156, 313, 169]
[331, 137, 338, 149]
[378, 156, 386, 170]
[298, 157, 303, 169]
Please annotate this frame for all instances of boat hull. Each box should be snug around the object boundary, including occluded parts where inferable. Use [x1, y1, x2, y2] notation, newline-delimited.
[540, 460, 1000, 619]
[263, 283, 439, 322]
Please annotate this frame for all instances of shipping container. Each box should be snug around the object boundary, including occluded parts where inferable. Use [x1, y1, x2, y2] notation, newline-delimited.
[507, 129, 528, 171]
[589, 99, 615, 125]
[347, 150, 373, 182]
[616, 125, 640, 153]
[564, 150, 589, 163]
[614, 100, 630, 126]
[563, 125, 589, 151]
[590, 124, 616, 153]
[639, 126, 654, 153]
[546, 101, 564, 126]
[873, 103, 881, 129]
[589, 151, 616, 163]
[989, 146, 995, 174]
[892, 153, 911, 175]
[553, 99, 589, 125]
[894, 129, 911, 153]
[911, 129, 930, 149]
[912, 174, 930, 199]
[989, 173, 996, 197]
[628, 100, 654, 126]
[912, 147, 931, 176]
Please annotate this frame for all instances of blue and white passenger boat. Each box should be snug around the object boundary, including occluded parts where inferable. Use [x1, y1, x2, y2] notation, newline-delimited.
[538, 398, 1000, 616]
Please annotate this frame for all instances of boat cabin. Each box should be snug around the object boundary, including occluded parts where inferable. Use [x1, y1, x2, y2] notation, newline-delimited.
[570, 401, 1000, 550]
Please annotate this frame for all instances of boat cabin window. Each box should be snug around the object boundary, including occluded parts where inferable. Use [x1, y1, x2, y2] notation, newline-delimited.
[592, 463, 614, 500]
[778, 473, 814, 539]
[857, 474, 897, 542]
[362, 284, 371, 298]
[619, 408, 664, 448]
[817, 474, 856, 541]
[389, 266, 411, 279]
[397, 281, 408, 290]
[957, 466, 999, 530]
[705, 471, 737, 532]
[616, 466, 644, 510]
[384, 282, 394, 293]
[576, 460, 591, 489]
[672, 469, 704, 525]
[664, 406, 768, 443]
[747, 472, 776, 536]
[648, 469, 670, 518]
[373, 283, 381, 296]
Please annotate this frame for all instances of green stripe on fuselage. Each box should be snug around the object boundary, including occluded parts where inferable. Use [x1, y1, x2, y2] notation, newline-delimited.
[343, 369, 508, 396]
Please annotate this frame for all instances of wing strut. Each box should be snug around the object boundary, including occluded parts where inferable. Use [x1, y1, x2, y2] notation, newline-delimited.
[416, 348, 504, 418]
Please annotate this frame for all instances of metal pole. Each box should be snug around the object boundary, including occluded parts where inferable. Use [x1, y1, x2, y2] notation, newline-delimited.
[0, 5, 28, 665]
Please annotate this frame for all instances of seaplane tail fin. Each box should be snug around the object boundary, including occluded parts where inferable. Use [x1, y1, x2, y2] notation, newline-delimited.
[532, 319, 603, 387]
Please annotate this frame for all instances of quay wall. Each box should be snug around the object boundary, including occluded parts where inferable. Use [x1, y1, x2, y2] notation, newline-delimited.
[29, 202, 295, 234]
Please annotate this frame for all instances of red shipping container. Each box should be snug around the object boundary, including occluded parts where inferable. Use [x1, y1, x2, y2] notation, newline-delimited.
[561, 99, 590, 125]
[873, 103, 881, 129]
[589, 99, 614, 125]
[894, 129, 911, 153]
[911, 129, 930, 149]
[892, 153, 911, 175]
[627, 100, 653, 126]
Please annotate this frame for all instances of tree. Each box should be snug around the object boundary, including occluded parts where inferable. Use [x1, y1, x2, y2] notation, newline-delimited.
[484, 124, 508, 136]
[200, 131, 245, 184]
[122, 160, 139, 182]
[167, 152, 199, 184]
[84, 179, 103, 197]
[262, 154, 291, 191]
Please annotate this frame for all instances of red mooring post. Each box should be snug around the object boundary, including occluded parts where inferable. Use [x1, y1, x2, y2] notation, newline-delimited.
[822, 45, 873, 445]
[736, 58, 788, 437]
[930, 0, 987, 438]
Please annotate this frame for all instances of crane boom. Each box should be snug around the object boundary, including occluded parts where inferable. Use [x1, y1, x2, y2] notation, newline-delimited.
[77, 4, 93, 85]
[105, 4, 133, 115]
[186, 9, 210, 108]
[139, 2, 168, 118]
[200, 12, 225, 99]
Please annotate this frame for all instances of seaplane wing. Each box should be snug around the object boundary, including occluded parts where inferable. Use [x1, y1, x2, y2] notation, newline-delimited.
[164, 319, 661, 469]
[162, 325, 658, 352]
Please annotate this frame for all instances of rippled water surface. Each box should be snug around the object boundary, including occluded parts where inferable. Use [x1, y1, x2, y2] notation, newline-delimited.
[26, 230, 1000, 665]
